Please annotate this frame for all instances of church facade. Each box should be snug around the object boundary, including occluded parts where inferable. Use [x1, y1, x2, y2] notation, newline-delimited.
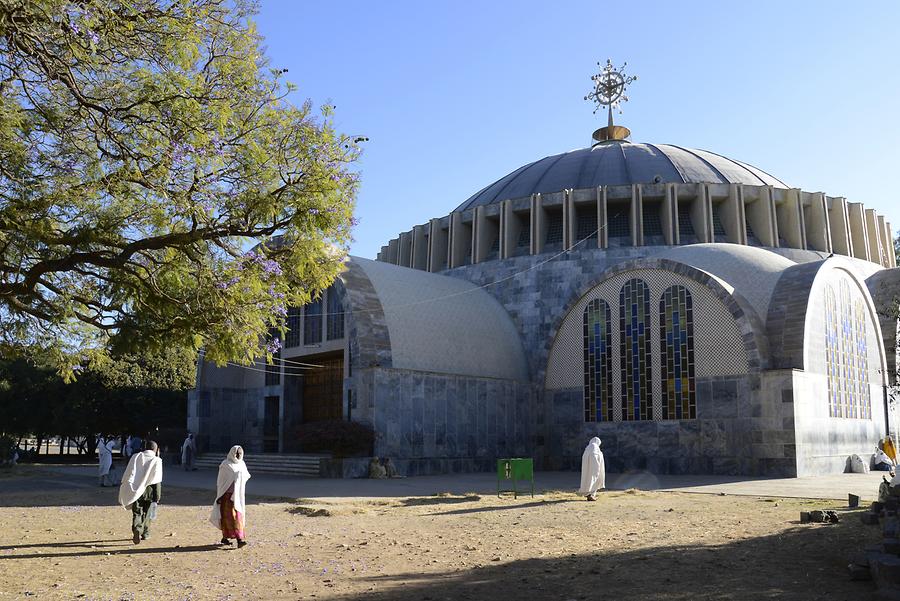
[190, 123, 900, 478]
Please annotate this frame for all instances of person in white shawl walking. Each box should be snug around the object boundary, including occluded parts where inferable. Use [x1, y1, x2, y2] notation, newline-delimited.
[118, 441, 163, 544]
[181, 433, 197, 471]
[578, 437, 605, 501]
[210, 445, 251, 548]
[97, 436, 117, 487]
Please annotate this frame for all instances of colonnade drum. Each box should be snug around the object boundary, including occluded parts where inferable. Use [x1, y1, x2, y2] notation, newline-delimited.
[377, 183, 895, 271]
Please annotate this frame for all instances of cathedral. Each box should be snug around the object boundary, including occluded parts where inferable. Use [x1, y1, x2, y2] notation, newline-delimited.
[190, 65, 899, 478]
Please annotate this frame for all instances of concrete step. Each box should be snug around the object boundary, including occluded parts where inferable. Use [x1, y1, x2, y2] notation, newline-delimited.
[193, 453, 326, 477]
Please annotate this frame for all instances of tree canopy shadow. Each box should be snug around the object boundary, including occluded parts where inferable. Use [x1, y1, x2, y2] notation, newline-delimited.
[327, 513, 876, 601]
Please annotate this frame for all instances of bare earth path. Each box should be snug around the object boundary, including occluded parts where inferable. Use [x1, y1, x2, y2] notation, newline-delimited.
[0, 467, 880, 600]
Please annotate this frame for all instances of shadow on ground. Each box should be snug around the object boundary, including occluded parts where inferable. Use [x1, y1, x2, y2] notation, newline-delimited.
[0, 543, 224, 560]
[0, 473, 226, 508]
[431, 498, 574, 516]
[327, 513, 875, 601]
[397, 494, 482, 507]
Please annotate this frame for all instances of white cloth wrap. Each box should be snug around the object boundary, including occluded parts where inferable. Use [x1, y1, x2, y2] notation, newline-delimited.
[209, 445, 251, 529]
[181, 437, 195, 464]
[875, 448, 894, 466]
[118, 450, 163, 507]
[97, 439, 114, 476]
[578, 437, 606, 495]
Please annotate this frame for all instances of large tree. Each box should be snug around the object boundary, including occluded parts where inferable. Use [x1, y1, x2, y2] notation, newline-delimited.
[0, 0, 359, 372]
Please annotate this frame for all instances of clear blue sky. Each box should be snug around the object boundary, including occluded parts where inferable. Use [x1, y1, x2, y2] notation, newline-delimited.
[255, 0, 900, 259]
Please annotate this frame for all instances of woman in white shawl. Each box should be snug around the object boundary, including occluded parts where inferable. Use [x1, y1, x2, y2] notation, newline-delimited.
[181, 433, 197, 471]
[97, 436, 117, 487]
[118, 441, 163, 544]
[578, 437, 605, 501]
[210, 445, 251, 548]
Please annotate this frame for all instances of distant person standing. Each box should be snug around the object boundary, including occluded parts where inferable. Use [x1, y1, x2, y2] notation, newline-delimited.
[210, 445, 251, 548]
[119, 440, 163, 544]
[181, 433, 197, 471]
[578, 437, 606, 501]
[129, 435, 142, 458]
[123, 436, 134, 459]
[97, 436, 117, 487]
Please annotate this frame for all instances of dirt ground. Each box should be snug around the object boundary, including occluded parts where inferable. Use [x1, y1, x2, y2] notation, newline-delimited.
[0, 467, 880, 601]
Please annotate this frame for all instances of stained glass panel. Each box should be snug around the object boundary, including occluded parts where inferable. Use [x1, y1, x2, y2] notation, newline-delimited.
[583, 299, 612, 422]
[619, 279, 653, 420]
[825, 280, 872, 419]
[660, 286, 695, 420]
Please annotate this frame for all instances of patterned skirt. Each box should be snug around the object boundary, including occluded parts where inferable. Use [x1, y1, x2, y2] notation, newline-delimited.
[219, 491, 245, 539]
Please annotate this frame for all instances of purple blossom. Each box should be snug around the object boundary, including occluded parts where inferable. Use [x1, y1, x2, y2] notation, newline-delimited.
[308, 208, 320, 215]
[350, 217, 360, 227]
[69, 20, 81, 34]
[260, 259, 282, 276]
[87, 30, 100, 45]
[210, 138, 226, 157]
[215, 276, 240, 290]
[273, 304, 288, 317]
[72, 364, 84, 372]
[265, 338, 282, 354]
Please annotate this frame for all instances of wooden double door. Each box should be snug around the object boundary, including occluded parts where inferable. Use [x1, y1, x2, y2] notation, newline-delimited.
[300, 351, 344, 423]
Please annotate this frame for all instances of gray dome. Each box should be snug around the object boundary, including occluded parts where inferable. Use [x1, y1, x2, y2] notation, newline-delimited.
[456, 141, 789, 211]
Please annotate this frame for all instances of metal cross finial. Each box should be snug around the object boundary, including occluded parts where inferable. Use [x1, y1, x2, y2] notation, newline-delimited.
[584, 59, 637, 129]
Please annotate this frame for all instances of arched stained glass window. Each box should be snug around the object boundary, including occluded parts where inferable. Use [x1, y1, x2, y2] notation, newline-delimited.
[659, 286, 695, 420]
[583, 299, 612, 422]
[840, 281, 856, 418]
[852, 297, 872, 419]
[825, 279, 872, 419]
[620, 278, 652, 420]
[824, 285, 840, 417]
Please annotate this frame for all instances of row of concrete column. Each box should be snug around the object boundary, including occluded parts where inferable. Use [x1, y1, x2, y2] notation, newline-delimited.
[375, 183, 896, 271]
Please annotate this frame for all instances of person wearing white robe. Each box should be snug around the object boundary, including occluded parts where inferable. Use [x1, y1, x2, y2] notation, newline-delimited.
[578, 437, 605, 501]
[210, 445, 251, 548]
[181, 433, 197, 471]
[118, 441, 163, 544]
[97, 436, 117, 487]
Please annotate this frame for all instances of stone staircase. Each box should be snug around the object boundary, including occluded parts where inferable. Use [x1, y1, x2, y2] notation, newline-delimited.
[193, 453, 326, 477]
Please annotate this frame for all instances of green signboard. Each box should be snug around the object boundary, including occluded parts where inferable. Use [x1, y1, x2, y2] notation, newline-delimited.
[497, 457, 534, 498]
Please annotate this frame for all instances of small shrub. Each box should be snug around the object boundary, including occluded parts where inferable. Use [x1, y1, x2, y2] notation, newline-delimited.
[294, 420, 374, 458]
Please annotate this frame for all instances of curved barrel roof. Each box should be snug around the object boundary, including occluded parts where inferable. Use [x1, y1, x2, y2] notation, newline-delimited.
[349, 257, 530, 381]
[456, 141, 788, 211]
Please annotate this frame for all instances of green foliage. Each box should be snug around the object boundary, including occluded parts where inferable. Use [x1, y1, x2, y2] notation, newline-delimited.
[294, 419, 374, 458]
[0, 346, 196, 441]
[0, 0, 359, 374]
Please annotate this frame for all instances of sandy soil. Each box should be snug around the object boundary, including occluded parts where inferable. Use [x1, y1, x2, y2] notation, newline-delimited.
[0, 468, 879, 601]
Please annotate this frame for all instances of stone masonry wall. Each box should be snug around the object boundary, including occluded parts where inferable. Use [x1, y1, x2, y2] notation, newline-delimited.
[351, 366, 536, 476]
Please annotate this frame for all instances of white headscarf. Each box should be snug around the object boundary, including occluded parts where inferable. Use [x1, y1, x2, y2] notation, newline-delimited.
[118, 450, 163, 507]
[97, 437, 114, 476]
[181, 434, 195, 463]
[578, 437, 606, 495]
[209, 445, 252, 529]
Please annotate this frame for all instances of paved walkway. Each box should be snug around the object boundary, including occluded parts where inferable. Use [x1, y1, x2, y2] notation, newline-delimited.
[35, 464, 889, 503]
